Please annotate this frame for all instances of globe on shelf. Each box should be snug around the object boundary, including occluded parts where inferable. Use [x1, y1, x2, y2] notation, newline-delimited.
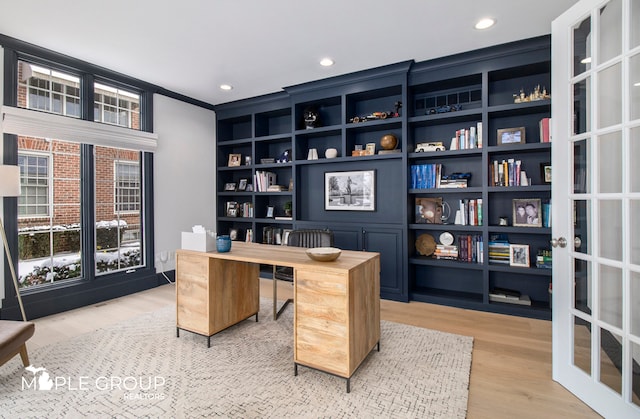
[380, 134, 398, 150]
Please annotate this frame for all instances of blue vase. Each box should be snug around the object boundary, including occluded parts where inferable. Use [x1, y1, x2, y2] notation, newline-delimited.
[216, 235, 232, 253]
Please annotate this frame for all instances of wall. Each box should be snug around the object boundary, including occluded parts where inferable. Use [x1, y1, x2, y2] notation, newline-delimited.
[153, 95, 216, 273]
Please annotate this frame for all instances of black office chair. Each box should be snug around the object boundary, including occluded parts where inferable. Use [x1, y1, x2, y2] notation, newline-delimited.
[273, 229, 334, 320]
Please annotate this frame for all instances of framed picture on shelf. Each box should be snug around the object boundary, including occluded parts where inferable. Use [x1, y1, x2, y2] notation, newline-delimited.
[415, 197, 443, 224]
[512, 198, 542, 227]
[540, 162, 551, 184]
[228, 153, 241, 167]
[224, 182, 237, 191]
[226, 201, 238, 217]
[497, 127, 526, 145]
[266, 206, 275, 218]
[237, 178, 248, 191]
[324, 170, 376, 211]
[229, 228, 239, 241]
[509, 244, 530, 267]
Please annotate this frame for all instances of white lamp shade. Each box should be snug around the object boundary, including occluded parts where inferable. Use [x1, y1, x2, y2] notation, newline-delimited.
[0, 165, 21, 197]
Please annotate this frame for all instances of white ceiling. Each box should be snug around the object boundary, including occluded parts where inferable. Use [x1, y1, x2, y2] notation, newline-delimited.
[0, 0, 578, 106]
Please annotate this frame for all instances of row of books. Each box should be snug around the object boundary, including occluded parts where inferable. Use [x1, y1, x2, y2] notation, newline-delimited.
[253, 170, 277, 192]
[450, 122, 483, 150]
[456, 199, 483, 226]
[433, 234, 483, 263]
[225, 201, 254, 218]
[410, 164, 442, 189]
[489, 159, 525, 187]
[536, 248, 552, 269]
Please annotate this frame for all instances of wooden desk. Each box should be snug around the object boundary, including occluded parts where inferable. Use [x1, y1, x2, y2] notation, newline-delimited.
[175, 242, 380, 391]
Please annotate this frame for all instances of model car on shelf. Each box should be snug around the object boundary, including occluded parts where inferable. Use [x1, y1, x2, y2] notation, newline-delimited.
[350, 101, 402, 123]
[415, 142, 446, 152]
[427, 104, 462, 114]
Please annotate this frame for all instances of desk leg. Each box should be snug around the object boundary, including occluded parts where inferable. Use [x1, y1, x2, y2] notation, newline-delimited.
[294, 363, 298, 376]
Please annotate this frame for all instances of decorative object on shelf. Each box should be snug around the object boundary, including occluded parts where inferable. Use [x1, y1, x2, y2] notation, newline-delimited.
[245, 156, 252, 166]
[415, 197, 443, 224]
[228, 153, 241, 167]
[246, 184, 253, 192]
[245, 229, 253, 243]
[260, 158, 275, 164]
[349, 101, 402, 123]
[512, 198, 542, 227]
[307, 148, 319, 160]
[499, 216, 509, 226]
[289, 178, 294, 191]
[540, 162, 551, 184]
[237, 178, 248, 191]
[513, 85, 550, 104]
[305, 247, 342, 262]
[224, 182, 237, 191]
[276, 149, 291, 163]
[226, 201, 239, 217]
[266, 206, 275, 218]
[380, 133, 398, 150]
[284, 201, 292, 217]
[325, 148, 338, 158]
[537, 248, 552, 269]
[428, 104, 462, 114]
[415, 142, 446, 152]
[365, 143, 376, 155]
[509, 244, 530, 267]
[216, 235, 232, 253]
[415, 233, 436, 256]
[303, 106, 321, 129]
[325, 170, 375, 211]
[281, 229, 292, 246]
[439, 231, 454, 246]
[497, 127, 526, 145]
[229, 228, 238, 241]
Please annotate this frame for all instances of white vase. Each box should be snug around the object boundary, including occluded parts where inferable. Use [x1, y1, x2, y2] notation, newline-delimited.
[325, 148, 338, 158]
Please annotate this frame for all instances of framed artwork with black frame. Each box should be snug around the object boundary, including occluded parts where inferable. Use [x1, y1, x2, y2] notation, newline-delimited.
[324, 170, 376, 211]
[512, 198, 542, 227]
[237, 178, 248, 191]
[497, 127, 526, 145]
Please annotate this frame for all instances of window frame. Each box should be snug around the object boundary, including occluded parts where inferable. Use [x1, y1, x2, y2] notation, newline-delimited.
[17, 150, 51, 219]
[113, 160, 141, 215]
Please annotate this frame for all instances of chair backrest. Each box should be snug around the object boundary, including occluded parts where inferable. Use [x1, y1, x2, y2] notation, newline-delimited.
[287, 229, 334, 248]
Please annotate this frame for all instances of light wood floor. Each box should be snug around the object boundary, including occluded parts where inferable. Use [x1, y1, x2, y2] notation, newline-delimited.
[25, 279, 600, 419]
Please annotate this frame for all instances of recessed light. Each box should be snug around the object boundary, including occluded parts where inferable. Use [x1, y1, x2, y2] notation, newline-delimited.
[475, 18, 495, 30]
[219, 84, 233, 91]
[320, 58, 334, 67]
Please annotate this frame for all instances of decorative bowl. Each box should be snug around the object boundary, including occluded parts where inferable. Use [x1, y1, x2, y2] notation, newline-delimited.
[216, 235, 232, 253]
[306, 247, 341, 262]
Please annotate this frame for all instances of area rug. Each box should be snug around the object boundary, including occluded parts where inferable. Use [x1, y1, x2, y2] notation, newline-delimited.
[0, 299, 473, 418]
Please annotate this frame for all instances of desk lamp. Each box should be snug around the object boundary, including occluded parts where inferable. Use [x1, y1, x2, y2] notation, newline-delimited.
[0, 165, 26, 321]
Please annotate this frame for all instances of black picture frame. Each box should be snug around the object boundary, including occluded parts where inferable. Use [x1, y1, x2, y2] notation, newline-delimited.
[324, 170, 376, 211]
[237, 178, 248, 191]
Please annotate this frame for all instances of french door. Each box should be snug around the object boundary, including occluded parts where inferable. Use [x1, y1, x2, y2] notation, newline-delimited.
[552, 0, 640, 417]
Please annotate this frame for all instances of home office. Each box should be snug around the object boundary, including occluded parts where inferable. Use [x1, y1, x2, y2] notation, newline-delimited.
[1, 0, 638, 417]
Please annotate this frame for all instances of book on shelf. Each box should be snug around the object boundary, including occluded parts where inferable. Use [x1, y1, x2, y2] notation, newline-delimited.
[410, 163, 442, 189]
[490, 159, 523, 187]
[254, 170, 276, 192]
[536, 248, 552, 269]
[489, 291, 532, 306]
[539, 117, 551, 143]
[488, 240, 510, 264]
[455, 199, 482, 226]
[274, 216, 293, 220]
[449, 122, 483, 150]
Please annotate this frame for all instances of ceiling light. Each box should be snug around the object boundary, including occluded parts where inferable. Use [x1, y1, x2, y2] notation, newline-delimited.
[581, 57, 592, 64]
[320, 58, 334, 67]
[475, 18, 495, 30]
[219, 84, 233, 91]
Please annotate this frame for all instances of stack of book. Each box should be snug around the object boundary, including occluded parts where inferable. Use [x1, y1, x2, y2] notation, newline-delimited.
[434, 244, 458, 260]
[254, 171, 276, 192]
[489, 287, 532, 306]
[456, 199, 483, 225]
[489, 159, 523, 187]
[241, 202, 253, 218]
[439, 178, 468, 188]
[536, 248, 552, 269]
[488, 240, 510, 264]
[457, 234, 483, 263]
[450, 122, 483, 150]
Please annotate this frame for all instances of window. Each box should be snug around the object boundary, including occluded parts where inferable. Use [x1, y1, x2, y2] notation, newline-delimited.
[18, 61, 81, 117]
[17, 152, 50, 217]
[94, 83, 140, 129]
[114, 161, 141, 213]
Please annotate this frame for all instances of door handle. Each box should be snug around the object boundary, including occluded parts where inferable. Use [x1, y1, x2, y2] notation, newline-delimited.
[573, 236, 582, 249]
[551, 237, 567, 248]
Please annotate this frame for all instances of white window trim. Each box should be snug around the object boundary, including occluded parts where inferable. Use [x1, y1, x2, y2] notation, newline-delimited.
[1, 105, 157, 152]
[113, 160, 141, 215]
[17, 150, 51, 220]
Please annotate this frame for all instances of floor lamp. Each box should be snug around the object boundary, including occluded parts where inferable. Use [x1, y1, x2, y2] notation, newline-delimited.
[0, 165, 26, 321]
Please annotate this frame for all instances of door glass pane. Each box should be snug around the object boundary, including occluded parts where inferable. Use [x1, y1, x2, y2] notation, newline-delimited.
[597, 131, 622, 193]
[574, 140, 590, 193]
[574, 200, 591, 255]
[574, 316, 592, 375]
[598, 63, 622, 128]
[632, 271, 640, 336]
[573, 79, 591, 134]
[599, 200, 622, 261]
[633, 127, 640, 192]
[575, 258, 591, 313]
[17, 138, 82, 289]
[95, 146, 144, 275]
[633, 0, 640, 49]
[574, 16, 592, 76]
[598, 0, 622, 64]
[632, 200, 640, 265]
[632, 53, 640, 121]
[633, 340, 640, 408]
[599, 328, 622, 395]
[599, 265, 622, 328]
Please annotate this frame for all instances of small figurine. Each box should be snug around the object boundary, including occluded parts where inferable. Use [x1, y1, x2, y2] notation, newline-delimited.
[277, 149, 291, 163]
[303, 107, 320, 129]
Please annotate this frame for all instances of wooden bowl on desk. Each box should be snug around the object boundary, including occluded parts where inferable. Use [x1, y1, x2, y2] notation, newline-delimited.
[306, 247, 342, 262]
